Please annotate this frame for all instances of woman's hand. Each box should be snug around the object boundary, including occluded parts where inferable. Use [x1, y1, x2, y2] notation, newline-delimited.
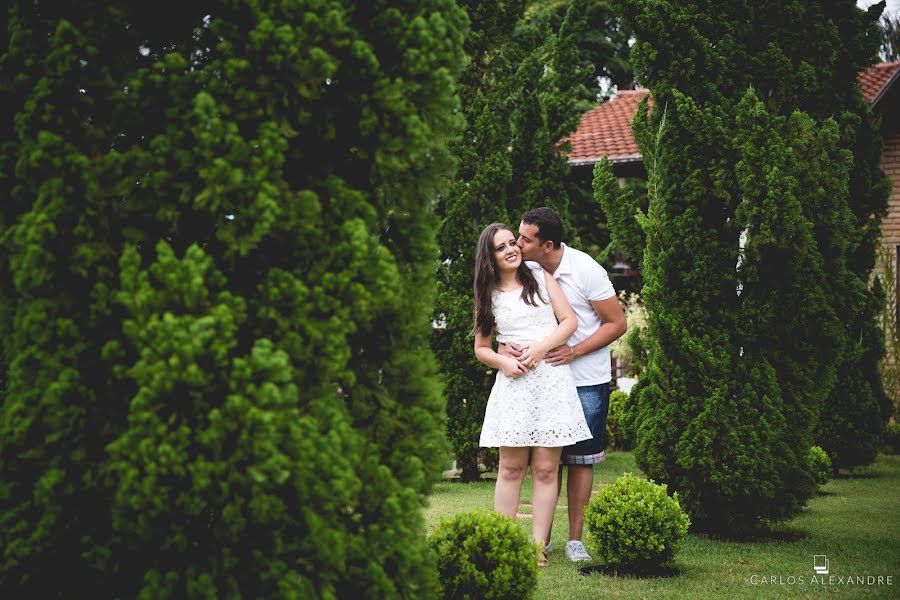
[499, 356, 529, 378]
[518, 342, 548, 370]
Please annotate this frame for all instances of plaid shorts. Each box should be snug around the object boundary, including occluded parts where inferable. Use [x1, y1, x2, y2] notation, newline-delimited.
[561, 383, 609, 465]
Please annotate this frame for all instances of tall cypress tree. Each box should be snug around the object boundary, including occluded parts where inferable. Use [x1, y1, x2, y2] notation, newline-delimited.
[0, 1, 467, 597]
[434, 0, 610, 480]
[434, 0, 522, 482]
[610, 0, 887, 533]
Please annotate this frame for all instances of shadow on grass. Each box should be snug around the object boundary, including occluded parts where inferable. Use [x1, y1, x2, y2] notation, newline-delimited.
[832, 470, 882, 480]
[692, 528, 808, 543]
[443, 475, 497, 483]
[742, 529, 808, 543]
[578, 563, 681, 579]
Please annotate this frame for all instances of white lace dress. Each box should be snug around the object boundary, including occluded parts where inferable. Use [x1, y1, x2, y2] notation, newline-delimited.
[479, 273, 592, 448]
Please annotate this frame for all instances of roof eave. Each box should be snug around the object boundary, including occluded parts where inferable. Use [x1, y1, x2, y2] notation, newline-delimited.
[871, 65, 900, 111]
[568, 155, 643, 167]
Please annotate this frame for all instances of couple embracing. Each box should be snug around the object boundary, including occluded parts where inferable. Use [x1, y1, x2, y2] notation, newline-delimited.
[472, 207, 627, 567]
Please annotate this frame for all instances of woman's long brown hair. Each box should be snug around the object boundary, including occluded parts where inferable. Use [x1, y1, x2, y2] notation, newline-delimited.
[473, 223, 546, 337]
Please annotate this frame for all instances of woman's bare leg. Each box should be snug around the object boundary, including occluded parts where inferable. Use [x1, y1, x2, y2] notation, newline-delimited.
[530, 446, 563, 545]
[494, 446, 529, 516]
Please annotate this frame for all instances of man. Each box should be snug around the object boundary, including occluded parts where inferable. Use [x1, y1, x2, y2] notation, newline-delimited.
[505, 207, 626, 562]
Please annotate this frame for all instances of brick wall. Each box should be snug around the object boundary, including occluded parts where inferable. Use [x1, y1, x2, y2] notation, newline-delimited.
[880, 131, 900, 418]
[882, 132, 900, 255]
[879, 129, 900, 323]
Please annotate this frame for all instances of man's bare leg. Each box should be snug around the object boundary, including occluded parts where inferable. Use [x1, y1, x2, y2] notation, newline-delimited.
[566, 464, 593, 541]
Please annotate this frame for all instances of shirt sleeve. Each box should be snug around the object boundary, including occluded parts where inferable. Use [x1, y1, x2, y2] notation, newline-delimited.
[526, 260, 543, 273]
[584, 260, 616, 301]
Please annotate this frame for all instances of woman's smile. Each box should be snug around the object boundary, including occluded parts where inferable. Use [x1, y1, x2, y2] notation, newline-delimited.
[492, 229, 522, 270]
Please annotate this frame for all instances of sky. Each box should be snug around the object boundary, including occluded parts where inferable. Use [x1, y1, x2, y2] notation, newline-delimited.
[858, 0, 900, 19]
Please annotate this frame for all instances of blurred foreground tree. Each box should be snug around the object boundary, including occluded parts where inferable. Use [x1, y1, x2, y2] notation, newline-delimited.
[0, 1, 467, 597]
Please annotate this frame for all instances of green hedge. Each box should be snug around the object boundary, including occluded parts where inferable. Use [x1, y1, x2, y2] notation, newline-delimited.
[606, 389, 632, 450]
[430, 511, 538, 600]
[808, 446, 833, 485]
[585, 473, 689, 570]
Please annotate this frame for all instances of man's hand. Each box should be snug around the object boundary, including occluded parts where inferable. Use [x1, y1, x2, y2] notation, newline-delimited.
[497, 342, 527, 359]
[545, 344, 576, 366]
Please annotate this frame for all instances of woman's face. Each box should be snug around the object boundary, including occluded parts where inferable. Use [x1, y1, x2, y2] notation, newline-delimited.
[492, 229, 521, 272]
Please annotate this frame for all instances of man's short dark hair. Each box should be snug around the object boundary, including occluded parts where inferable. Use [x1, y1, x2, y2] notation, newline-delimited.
[521, 207, 563, 248]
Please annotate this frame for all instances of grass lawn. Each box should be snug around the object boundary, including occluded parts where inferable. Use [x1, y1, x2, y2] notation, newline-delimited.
[424, 452, 900, 599]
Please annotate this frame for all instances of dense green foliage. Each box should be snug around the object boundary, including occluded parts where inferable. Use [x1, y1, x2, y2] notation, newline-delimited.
[876, 247, 900, 420]
[601, 0, 890, 533]
[808, 446, 833, 485]
[884, 422, 900, 454]
[593, 158, 648, 270]
[0, 2, 466, 597]
[605, 389, 631, 450]
[584, 473, 689, 570]
[434, 0, 622, 480]
[429, 510, 538, 600]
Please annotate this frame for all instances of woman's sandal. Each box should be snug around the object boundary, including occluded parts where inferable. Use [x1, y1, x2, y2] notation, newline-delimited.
[537, 549, 549, 568]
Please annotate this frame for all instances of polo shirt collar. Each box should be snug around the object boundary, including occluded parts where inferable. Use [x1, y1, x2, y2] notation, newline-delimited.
[553, 243, 573, 277]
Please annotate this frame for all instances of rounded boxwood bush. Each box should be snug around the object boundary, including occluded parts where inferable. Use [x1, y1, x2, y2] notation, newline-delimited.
[429, 510, 537, 600]
[807, 445, 832, 484]
[585, 473, 690, 570]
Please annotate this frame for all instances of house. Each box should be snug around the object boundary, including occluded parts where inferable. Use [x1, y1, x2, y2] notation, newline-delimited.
[861, 62, 900, 262]
[566, 88, 650, 180]
[565, 62, 900, 265]
[568, 63, 900, 385]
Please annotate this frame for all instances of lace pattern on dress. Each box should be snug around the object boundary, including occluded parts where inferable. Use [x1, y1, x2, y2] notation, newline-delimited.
[480, 270, 592, 447]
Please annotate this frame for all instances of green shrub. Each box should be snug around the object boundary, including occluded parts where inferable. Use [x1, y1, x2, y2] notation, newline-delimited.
[609, 0, 889, 535]
[876, 248, 900, 423]
[585, 473, 690, 570]
[0, 2, 466, 597]
[884, 422, 900, 454]
[429, 511, 537, 600]
[609, 292, 648, 377]
[618, 379, 645, 450]
[606, 389, 632, 450]
[808, 446, 833, 485]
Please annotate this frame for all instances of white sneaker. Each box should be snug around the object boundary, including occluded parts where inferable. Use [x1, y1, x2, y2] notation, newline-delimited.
[544, 540, 553, 553]
[564, 540, 592, 562]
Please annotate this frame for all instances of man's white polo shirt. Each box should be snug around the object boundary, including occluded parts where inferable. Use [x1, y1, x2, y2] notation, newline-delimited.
[528, 243, 616, 386]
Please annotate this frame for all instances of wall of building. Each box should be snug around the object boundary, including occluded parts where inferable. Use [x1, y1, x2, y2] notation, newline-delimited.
[881, 132, 900, 255]
[879, 130, 900, 420]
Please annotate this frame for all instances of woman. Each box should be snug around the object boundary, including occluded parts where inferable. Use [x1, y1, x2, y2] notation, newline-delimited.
[473, 223, 592, 567]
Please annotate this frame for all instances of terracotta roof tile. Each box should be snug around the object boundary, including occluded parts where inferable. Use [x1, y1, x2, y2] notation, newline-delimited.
[567, 63, 900, 166]
[859, 61, 900, 104]
[564, 89, 649, 165]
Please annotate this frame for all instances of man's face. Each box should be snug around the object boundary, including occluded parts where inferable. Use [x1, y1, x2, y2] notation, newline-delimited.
[517, 221, 545, 261]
